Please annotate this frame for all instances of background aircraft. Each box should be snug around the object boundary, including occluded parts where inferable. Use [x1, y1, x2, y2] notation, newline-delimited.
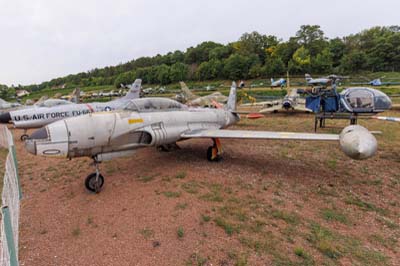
[270, 78, 286, 88]
[177, 81, 228, 107]
[352, 76, 400, 86]
[0, 79, 142, 140]
[25, 82, 377, 193]
[258, 88, 311, 114]
[0, 98, 21, 111]
[305, 74, 347, 87]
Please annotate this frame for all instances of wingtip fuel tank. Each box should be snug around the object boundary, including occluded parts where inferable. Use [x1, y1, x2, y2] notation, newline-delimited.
[339, 125, 377, 160]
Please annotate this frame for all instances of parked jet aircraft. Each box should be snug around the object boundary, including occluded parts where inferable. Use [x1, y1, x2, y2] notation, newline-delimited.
[305, 74, 347, 87]
[178, 82, 228, 107]
[0, 98, 21, 111]
[25, 82, 377, 193]
[354, 77, 400, 86]
[0, 79, 141, 140]
[258, 88, 311, 114]
[270, 78, 286, 88]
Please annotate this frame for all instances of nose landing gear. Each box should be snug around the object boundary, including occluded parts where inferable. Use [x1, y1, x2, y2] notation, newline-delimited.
[20, 129, 29, 141]
[85, 157, 104, 193]
[207, 138, 222, 162]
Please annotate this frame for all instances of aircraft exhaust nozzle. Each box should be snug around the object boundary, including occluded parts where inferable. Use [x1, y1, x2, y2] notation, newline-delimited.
[339, 125, 377, 160]
[0, 112, 11, 123]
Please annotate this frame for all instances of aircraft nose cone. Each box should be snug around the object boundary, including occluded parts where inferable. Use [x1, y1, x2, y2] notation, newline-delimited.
[24, 127, 49, 155]
[0, 112, 11, 123]
[282, 101, 292, 109]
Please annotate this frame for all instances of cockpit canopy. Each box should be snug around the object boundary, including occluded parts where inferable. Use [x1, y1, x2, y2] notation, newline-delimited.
[340, 87, 391, 113]
[35, 99, 73, 108]
[123, 98, 187, 112]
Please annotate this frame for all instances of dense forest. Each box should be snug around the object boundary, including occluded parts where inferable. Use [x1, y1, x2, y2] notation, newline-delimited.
[5, 25, 400, 92]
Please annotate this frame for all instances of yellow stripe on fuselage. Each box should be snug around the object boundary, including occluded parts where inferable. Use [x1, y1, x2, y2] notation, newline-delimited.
[128, 118, 144, 124]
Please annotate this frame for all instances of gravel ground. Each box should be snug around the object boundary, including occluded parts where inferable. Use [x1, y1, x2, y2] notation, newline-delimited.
[10, 114, 400, 266]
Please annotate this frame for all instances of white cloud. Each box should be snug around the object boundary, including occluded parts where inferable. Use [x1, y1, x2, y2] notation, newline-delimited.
[0, 0, 398, 85]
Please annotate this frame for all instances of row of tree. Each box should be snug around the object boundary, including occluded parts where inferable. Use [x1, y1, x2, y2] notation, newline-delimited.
[13, 25, 400, 91]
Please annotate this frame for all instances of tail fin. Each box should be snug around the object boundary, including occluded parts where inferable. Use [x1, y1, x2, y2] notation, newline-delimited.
[35, 95, 48, 106]
[305, 73, 312, 82]
[70, 88, 80, 103]
[271, 78, 274, 83]
[180, 82, 198, 101]
[226, 81, 237, 112]
[124, 79, 141, 100]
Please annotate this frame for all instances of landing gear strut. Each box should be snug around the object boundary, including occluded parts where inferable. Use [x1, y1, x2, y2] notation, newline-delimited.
[157, 143, 181, 152]
[20, 129, 29, 141]
[85, 157, 104, 193]
[207, 138, 222, 162]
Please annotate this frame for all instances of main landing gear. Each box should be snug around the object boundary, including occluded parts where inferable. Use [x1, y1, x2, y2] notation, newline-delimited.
[20, 129, 29, 141]
[207, 138, 222, 162]
[85, 157, 104, 193]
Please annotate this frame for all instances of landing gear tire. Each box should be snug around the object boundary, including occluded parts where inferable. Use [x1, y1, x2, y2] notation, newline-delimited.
[85, 173, 104, 193]
[207, 146, 221, 162]
[20, 134, 29, 141]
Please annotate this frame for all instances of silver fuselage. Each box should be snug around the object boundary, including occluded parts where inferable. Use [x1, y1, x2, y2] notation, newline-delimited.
[7, 99, 133, 129]
[26, 107, 239, 159]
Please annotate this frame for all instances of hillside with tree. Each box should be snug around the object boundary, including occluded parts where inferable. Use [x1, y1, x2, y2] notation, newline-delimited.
[6, 25, 400, 93]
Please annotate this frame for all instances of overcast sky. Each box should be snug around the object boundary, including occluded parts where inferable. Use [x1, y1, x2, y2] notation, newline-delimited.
[0, 0, 398, 86]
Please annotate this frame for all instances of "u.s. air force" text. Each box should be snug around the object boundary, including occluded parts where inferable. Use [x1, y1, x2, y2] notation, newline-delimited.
[13, 109, 92, 121]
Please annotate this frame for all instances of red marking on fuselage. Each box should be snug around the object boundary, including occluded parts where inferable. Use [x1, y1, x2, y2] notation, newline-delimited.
[85, 104, 94, 113]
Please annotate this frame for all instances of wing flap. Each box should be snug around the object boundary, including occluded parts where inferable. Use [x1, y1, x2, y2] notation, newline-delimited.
[181, 129, 339, 141]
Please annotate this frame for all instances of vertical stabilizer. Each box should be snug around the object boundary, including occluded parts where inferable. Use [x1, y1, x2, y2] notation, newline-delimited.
[124, 79, 142, 100]
[180, 82, 198, 101]
[227, 81, 237, 112]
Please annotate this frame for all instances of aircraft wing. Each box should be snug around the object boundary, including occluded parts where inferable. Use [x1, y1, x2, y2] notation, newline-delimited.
[259, 105, 282, 114]
[293, 105, 312, 112]
[181, 129, 339, 141]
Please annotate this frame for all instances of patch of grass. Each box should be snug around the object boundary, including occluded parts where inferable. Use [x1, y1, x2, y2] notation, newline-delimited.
[320, 208, 349, 224]
[181, 181, 202, 194]
[199, 183, 224, 202]
[369, 234, 398, 251]
[72, 227, 81, 237]
[294, 246, 305, 257]
[271, 209, 300, 225]
[326, 159, 337, 170]
[175, 171, 186, 179]
[185, 253, 207, 266]
[175, 202, 188, 210]
[235, 254, 248, 266]
[307, 223, 342, 259]
[201, 214, 211, 222]
[361, 178, 383, 186]
[214, 217, 239, 236]
[87, 217, 93, 225]
[139, 228, 154, 239]
[162, 191, 181, 198]
[219, 205, 248, 222]
[177, 226, 185, 239]
[45, 166, 57, 172]
[307, 222, 388, 265]
[375, 216, 399, 229]
[345, 195, 389, 215]
[137, 173, 160, 183]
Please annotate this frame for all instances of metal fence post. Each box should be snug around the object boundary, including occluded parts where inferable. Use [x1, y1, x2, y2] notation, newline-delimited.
[2, 206, 18, 266]
[10, 145, 22, 200]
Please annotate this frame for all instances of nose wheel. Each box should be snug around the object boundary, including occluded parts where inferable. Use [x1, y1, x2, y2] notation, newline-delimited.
[207, 138, 222, 162]
[20, 129, 29, 141]
[85, 158, 104, 193]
